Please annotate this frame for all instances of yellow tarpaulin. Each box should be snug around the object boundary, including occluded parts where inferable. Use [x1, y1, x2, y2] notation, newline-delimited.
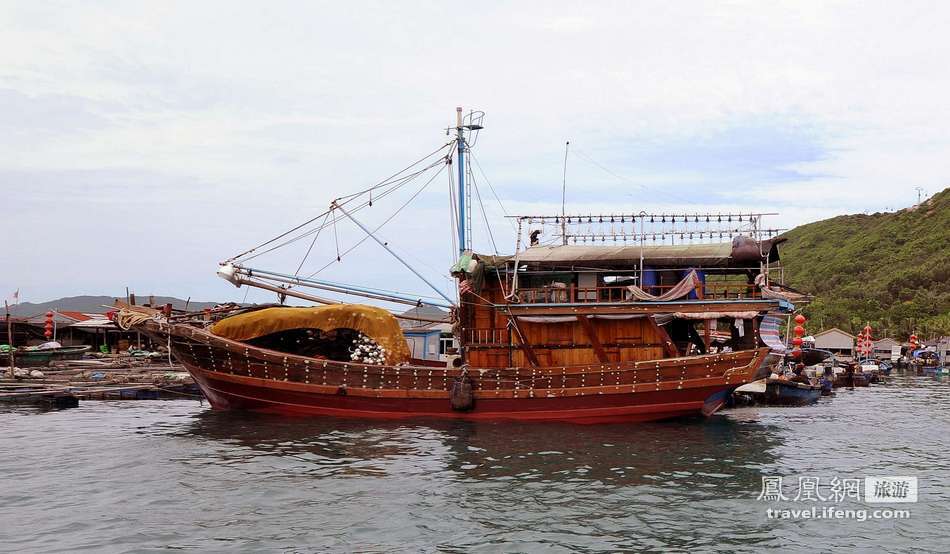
[209, 304, 410, 364]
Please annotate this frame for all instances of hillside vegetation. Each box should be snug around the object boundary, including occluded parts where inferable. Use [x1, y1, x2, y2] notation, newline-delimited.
[780, 187, 950, 338]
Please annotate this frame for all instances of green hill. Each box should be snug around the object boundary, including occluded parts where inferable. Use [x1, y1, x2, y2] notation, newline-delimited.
[780, 187, 950, 339]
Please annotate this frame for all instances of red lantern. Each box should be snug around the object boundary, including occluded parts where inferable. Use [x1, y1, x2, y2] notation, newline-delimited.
[794, 314, 806, 325]
[44, 311, 54, 340]
[794, 325, 805, 336]
[791, 348, 801, 358]
[792, 337, 803, 346]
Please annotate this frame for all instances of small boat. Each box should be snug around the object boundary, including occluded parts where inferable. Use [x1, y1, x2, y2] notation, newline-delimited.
[734, 377, 821, 406]
[860, 361, 881, 383]
[0, 343, 91, 367]
[911, 350, 941, 375]
[878, 360, 893, 376]
[852, 371, 871, 387]
[764, 378, 822, 405]
[830, 363, 870, 388]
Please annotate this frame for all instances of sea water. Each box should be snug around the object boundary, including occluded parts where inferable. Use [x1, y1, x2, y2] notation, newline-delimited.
[2, 375, 949, 552]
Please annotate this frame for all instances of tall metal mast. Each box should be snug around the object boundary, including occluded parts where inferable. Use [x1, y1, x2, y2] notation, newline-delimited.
[454, 107, 484, 255]
[456, 107, 467, 255]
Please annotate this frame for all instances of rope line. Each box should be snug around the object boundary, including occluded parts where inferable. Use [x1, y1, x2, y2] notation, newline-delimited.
[226, 142, 453, 262]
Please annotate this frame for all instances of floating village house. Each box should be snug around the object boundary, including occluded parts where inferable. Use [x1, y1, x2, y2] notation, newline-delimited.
[872, 337, 901, 359]
[924, 337, 950, 365]
[398, 305, 458, 361]
[813, 328, 856, 360]
[19, 311, 150, 352]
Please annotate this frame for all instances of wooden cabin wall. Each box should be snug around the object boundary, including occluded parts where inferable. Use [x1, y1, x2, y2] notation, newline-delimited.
[461, 271, 668, 368]
[508, 318, 665, 368]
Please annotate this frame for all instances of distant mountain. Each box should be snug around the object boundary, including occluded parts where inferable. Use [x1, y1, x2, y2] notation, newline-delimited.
[6, 295, 221, 317]
[781, 187, 950, 338]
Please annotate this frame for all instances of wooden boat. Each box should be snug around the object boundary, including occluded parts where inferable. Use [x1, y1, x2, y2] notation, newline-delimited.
[131, 316, 776, 423]
[833, 369, 870, 388]
[120, 109, 797, 423]
[0, 345, 91, 367]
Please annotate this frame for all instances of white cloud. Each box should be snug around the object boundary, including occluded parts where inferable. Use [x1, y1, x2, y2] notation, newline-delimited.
[1, 1, 949, 302]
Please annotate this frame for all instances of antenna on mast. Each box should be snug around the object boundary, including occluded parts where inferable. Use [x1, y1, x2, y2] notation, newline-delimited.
[562, 141, 570, 245]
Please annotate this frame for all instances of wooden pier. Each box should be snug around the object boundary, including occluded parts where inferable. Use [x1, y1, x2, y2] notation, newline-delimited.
[0, 362, 202, 407]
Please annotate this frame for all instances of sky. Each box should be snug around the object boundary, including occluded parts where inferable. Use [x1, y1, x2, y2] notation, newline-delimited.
[2, 1, 949, 308]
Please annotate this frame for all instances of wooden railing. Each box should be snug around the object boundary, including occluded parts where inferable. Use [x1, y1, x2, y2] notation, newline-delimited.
[468, 328, 508, 345]
[514, 282, 761, 304]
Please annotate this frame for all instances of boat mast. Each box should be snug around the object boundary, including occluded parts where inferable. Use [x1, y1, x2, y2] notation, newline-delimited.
[456, 107, 467, 255]
[451, 107, 485, 255]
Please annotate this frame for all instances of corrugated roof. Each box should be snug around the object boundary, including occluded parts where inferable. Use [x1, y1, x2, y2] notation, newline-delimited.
[58, 311, 93, 321]
[398, 305, 451, 331]
[24, 311, 110, 325]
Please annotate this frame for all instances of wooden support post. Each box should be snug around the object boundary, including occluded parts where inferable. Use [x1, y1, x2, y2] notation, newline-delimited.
[507, 314, 539, 367]
[577, 315, 608, 363]
[648, 316, 680, 358]
[5, 301, 14, 377]
[704, 319, 712, 351]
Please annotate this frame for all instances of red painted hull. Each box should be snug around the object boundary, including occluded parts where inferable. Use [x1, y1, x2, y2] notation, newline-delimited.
[186, 362, 734, 423]
[139, 320, 778, 424]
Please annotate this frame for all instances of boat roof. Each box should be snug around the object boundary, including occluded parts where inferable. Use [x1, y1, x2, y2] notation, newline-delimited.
[515, 243, 733, 267]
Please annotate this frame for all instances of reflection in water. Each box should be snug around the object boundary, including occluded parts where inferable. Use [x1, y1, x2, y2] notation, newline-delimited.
[2, 376, 950, 552]
[180, 410, 782, 487]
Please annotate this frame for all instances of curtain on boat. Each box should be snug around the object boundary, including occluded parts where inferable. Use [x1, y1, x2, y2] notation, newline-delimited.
[625, 270, 701, 301]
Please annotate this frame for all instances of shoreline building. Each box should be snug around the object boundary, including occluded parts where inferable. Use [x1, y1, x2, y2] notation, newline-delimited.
[814, 328, 856, 361]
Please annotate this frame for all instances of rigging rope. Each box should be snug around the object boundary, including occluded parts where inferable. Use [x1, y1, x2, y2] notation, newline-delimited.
[226, 142, 453, 262]
[294, 210, 331, 276]
[237, 158, 446, 263]
[299, 162, 448, 279]
[469, 151, 519, 235]
[571, 146, 697, 206]
[470, 163, 499, 255]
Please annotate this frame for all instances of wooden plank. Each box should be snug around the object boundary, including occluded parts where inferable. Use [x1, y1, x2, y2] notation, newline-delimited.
[577, 315, 608, 363]
[501, 300, 778, 316]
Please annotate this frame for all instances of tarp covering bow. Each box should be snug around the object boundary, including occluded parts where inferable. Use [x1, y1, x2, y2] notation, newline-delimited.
[210, 304, 410, 364]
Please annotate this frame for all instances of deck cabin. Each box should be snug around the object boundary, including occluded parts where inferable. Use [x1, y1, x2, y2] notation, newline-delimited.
[455, 237, 794, 369]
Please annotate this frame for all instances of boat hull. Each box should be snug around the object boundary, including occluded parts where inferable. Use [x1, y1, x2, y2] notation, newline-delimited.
[762, 379, 822, 406]
[0, 346, 91, 367]
[186, 362, 744, 423]
[142, 320, 779, 424]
